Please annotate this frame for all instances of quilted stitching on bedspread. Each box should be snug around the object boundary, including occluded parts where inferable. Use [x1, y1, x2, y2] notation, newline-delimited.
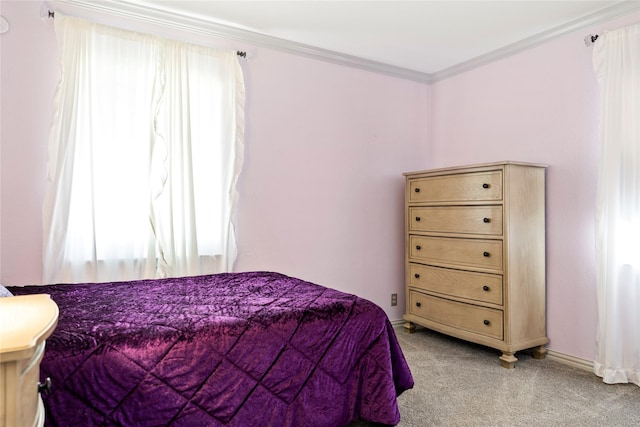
[10, 272, 413, 426]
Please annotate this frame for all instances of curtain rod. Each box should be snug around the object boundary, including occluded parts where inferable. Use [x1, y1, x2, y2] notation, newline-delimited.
[47, 11, 247, 58]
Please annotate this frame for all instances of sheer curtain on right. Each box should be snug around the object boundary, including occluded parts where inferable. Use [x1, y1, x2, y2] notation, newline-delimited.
[593, 22, 640, 386]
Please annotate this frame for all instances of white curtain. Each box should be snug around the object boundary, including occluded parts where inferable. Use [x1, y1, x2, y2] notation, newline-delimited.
[43, 16, 245, 284]
[593, 22, 640, 386]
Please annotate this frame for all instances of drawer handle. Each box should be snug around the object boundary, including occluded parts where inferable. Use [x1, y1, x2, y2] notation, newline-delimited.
[414, 273, 420, 279]
[416, 245, 422, 250]
[38, 377, 52, 395]
[482, 183, 490, 189]
[416, 301, 422, 308]
[483, 217, 491, 223]
[414, 188, 420, 193]
[483, 285, 490, 291]
[483, 320, 490, 326]
[415, 216, 421, 222]
[483, 251, 490, 257]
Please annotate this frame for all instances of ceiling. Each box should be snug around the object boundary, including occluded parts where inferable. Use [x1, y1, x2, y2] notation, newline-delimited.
[52, 1, 640, 82]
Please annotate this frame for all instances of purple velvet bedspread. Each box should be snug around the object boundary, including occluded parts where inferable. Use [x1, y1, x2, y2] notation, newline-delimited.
[9, 271, 413, 426]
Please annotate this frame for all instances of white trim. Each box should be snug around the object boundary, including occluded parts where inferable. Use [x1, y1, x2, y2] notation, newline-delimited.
[390, 319, 406, 328]
[546, 349, 594, 372]
[50, 0, 431, 83]
[390, 323, 595, 372]
[430, 0, 640, 83]
[50, 1, 640, 84]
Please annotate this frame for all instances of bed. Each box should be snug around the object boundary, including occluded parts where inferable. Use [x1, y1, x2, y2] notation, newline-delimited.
[8, 271, 413, 426]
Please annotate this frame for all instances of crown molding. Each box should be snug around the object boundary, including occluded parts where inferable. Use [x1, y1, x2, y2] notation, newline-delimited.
[51, 0, 640, 85]
[430, 0, 640, 83]
[50, 0, 432, 83]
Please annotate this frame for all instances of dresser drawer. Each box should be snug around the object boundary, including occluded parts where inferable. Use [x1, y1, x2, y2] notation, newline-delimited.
[409, 291, 503, 340]
[409, 263, 503, 305]
[409, 170, 502, 203]
[409, 206, 503, 235]
[409, 235, 503, 271]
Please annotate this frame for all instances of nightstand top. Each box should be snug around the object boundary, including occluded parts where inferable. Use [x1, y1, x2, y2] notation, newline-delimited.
[0, 294, 59, 362]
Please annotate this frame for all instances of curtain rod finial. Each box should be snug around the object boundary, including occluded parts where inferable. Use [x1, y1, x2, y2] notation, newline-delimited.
[39, 4, 55, 21]
[584, 34, 599, 47]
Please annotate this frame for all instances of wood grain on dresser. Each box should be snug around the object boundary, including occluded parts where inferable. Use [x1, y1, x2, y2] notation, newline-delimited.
[403, 161, 548, 368]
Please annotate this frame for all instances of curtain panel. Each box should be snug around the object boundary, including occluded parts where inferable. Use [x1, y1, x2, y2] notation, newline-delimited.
[43, 15, 245, 284]
[593, 22, 640, 386]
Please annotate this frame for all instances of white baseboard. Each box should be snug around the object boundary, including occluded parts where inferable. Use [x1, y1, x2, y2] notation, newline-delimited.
[390, 319, 405, 327]
[546, 349, 594, 372]
[391, 319, 595, 373]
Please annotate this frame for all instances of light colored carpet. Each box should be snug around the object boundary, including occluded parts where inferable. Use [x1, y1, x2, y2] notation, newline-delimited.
[356, 326, 640, 426]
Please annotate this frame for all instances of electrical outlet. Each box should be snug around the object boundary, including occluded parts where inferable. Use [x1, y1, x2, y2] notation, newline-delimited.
[391, 293, 397, 306]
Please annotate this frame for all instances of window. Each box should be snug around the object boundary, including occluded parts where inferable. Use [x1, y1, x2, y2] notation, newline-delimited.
[43, 15, 245, 284]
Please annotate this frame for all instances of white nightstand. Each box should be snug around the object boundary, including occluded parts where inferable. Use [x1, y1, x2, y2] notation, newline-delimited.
[0, 294, 59, 427]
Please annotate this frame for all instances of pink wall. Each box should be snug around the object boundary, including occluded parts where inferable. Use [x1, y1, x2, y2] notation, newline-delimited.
[0, 1, 429, 322]
[3, 0, 638, 361]
[235, 51, 430, 313]
[0, 1, 59, 285]
[428, 12, 640, 360]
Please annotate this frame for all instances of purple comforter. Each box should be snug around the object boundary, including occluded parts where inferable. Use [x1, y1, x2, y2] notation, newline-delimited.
[10, 272, 413, 426]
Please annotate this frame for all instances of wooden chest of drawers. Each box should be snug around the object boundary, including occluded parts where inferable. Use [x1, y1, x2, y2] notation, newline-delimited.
[0, 294, 59, 427]
[403, 162, 548, 368]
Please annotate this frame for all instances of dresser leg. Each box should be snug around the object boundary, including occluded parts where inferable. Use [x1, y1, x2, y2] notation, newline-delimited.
[500, 352, 517, 369]
[532, 345, 547, 360]
[403, 321, 416, 334]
